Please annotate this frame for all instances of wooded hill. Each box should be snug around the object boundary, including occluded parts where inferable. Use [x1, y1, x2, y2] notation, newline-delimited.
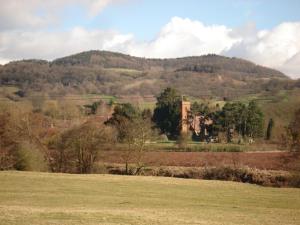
[0, 50, 298, 98]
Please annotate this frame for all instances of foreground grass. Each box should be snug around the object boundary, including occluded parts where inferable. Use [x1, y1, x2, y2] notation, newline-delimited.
[0, 171, 299, 225]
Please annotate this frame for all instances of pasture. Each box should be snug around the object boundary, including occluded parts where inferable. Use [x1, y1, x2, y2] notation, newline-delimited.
[0, 171, 299, 225]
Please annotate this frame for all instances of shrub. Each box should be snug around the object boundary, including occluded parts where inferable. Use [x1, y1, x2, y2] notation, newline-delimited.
[177, 132, 192, 151]
[14, 142, 48, 172]
[189, 144, 244, 152]
[103, 164, 291, 187]
[289, 173, 300, 188]
[0, 148, 15, 170]
[92, 163, 108, 174]
[48, 122, 115, 173]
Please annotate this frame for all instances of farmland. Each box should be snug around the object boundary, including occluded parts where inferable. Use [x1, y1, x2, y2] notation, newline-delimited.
[1, 2, 300, 225]
[1, 171, 300, 225]
[99, 150, 299, 171]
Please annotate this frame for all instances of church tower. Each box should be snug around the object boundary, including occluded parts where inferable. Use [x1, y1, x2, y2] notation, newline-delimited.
[181, 100, 191, 133]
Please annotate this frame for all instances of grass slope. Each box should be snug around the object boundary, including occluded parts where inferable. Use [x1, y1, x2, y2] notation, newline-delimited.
[236, 88, 300, 140]
[0, 171, 300, 225]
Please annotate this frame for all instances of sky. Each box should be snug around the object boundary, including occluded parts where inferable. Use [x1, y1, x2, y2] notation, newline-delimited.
[0, 0, 300, 78]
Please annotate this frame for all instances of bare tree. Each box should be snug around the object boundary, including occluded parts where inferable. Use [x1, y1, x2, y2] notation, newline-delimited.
[49, 122, 115, 173]
[120, 116, 153, 175]
[0, 102, 52, 170]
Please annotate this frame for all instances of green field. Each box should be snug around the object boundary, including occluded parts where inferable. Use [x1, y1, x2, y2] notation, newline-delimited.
[103, 68, 144, 77]
[146, 141, 280, 152]
[0, 172, 300, 225]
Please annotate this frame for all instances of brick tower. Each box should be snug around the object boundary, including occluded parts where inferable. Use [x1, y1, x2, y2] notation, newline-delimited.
[181, 100, 191, 133]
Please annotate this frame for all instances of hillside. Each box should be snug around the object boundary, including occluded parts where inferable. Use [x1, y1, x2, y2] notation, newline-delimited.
[1, 171, 300, 225]
[0, 51, 294, 99]
[256, 89, 300, 140]
[52, 51, 286, 76]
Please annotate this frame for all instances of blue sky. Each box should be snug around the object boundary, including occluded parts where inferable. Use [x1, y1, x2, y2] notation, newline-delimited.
[62, 0, 300, 40]
[0, 0, 300, 78]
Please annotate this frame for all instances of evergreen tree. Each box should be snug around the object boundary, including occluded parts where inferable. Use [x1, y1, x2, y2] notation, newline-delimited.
[153, 87, 181, 139]
[246, 101, 264, 138]
[266, 118, 274, 140]
[286, 108, 300, 151]
[105, 103, 139, 141]
[219, 101, 264, 140]
[191, 102, 210, 116]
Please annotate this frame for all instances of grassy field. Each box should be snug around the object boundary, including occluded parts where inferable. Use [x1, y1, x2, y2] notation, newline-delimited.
[145, 141, 282, 152]
[103, 68, 144, 77]
[0, 171, 300, 225]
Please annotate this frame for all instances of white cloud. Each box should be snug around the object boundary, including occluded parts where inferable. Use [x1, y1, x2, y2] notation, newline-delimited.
[86, 0, 116, 17]
[127, 17, 240, 58]
[0, 28, 133, 61]
[128, 18, 300, 78]
[225, 22, 300, 78]
[0, 15, 299, 78]
[278, 52, 300, 78]
[0, 58, 10, 65]
[0, 0, 119, 30]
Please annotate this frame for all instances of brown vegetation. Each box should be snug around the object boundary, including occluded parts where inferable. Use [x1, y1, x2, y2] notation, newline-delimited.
[99, 151, 300, 171]
[0, 51, 295, 99]
[48, 122, 115, 173]
[104, 164, 293, 187]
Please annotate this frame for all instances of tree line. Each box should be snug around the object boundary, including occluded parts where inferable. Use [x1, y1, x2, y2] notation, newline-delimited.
[0, 87, 299, 174]
[152, 87, 265, 142]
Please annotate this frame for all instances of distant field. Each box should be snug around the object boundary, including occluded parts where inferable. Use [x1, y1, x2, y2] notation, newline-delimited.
[0, 171, 299, 225]
[145, 141, 282, 152]
[99, 150, 298, 171]
[0, 86, 19, 94]
[103, 68, 144, 77]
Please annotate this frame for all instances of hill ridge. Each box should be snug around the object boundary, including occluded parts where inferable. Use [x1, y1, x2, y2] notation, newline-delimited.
[0, 50, 293, 98]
